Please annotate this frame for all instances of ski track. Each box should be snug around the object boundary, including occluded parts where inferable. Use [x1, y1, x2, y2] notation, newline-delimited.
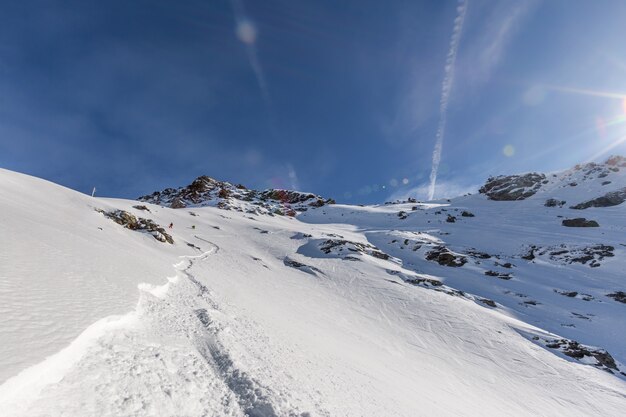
[0, 241, 313, 417]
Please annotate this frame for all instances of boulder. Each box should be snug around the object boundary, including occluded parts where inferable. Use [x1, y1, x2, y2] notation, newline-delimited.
[562, 218, 599, 227]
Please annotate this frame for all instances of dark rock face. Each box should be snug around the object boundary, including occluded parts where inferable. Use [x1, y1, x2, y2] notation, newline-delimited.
[545, 198, 566, 207]
[97, 209, 173, 244]
[529, 244, 613, 267]
[570, 188, 626, 209]
[479, 173, 546, 201]
[541, 338, 620, 374]
[466, 250, 491, 259]
[606, 291, 626, 303]
[319, 239, 390, 261]
[479, 298, 497, 308]
[484, 270, 512, 280]
[426, 246, 467, 267]
[138, 175, 334, 215]
[283, 258, 323, 276]
[562, 218, 600, 227]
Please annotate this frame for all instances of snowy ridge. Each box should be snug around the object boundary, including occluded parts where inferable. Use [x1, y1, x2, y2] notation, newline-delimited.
[1, 159, 626, 416]
[138, 175, 335, 216]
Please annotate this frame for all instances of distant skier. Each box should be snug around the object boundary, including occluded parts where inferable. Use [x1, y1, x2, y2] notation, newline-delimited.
[169, 222, 173, 229]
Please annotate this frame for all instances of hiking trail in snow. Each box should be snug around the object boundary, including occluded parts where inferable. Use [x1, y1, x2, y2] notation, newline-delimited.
[0, 240, 314, 417]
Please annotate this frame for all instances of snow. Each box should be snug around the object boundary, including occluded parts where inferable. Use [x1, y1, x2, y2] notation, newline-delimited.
[1, 164, 626, 416]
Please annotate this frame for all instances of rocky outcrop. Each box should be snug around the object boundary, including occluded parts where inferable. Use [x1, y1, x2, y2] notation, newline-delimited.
[426, 246, 467, 267]
[319, 239, 390, 261]
[533, 336, 624, 375]
[562, 218, 599, 227]
[138, 175, 334, 216]
[570, 188, 626, 209]
[97, 209, 173, 244]
[606, 291, 626, 304]
[544, 198, 566, 207]
[479, 173, 546, 201]
[484, 270, 512, 280]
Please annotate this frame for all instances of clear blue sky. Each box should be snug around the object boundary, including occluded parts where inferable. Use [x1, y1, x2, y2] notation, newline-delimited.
[1, 0, 626, 203]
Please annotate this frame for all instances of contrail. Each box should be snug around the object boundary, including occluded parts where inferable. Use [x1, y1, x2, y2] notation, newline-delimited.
[428, 0, 468, 200]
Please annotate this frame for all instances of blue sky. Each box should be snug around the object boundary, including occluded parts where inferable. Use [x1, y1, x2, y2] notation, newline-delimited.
[1, 0, 626, 203]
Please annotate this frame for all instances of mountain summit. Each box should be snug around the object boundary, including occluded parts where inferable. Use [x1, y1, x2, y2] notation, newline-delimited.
[138, 175, 335, 216]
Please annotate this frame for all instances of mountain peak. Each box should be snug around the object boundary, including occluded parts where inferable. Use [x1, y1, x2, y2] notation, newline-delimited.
[138, 176, 335, 216]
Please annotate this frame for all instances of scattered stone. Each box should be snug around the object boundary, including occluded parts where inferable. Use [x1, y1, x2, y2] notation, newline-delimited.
[533, 244, 613, 267]
[460, 211, 475, 217]
[132, 205, 150, 211]
[484, 270, 512, 280]
[397, 211, 408, 220]
[446, 214, 456, 223]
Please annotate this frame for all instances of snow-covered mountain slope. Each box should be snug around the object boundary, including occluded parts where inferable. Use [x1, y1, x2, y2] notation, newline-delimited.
[1, 159, 625, 416]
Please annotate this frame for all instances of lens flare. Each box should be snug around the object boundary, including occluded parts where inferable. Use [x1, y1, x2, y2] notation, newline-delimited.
[236, 20, 257, 45]
[503, 145, 515, 157]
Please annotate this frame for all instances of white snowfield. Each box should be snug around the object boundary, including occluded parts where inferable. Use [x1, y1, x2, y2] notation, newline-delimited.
[1, 165, 625, 416]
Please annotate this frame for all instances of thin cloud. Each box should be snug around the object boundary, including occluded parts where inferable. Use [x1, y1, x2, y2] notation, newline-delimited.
[428, 0, 468, 200]
[460, 0, 536, 88]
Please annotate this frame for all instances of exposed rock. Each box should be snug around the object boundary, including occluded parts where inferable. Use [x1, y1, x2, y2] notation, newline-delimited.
[606, 291, 626, 303]
[466, 250, 491, 259]
[97, 209, 173, 244]
[562, 218, 599, 227]
[479, 298, 497, 308]
[521, 245, 537, 260]
[605, 155, 626, 167]
[132, 205, 150, 212]
[544, 198, 566, 207]
[570, 188, 626, 209]
[484, 270, 512, 280]
[446, 214, 456, 223]
[534, 336, 622, 374]
[283, 258, 323, 276]
[319, 239, 390, 261]
[460, 211, 475, 217]
[479, 172, 546, 201]
[534, 244, 613, 267]
[426, 246, 467, 267]
[138, 175, 334, 216]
